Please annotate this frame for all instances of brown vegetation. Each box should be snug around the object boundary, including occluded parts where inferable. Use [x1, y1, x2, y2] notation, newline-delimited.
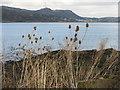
[2, 24, 120, 88]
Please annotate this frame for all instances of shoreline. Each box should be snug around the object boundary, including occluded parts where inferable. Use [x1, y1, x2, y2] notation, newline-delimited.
[0, 21, 119, 23]
[3, 48, 119, 62]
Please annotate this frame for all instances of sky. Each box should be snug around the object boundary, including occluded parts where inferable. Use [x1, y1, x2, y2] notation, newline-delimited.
[1, 0, 120, 17]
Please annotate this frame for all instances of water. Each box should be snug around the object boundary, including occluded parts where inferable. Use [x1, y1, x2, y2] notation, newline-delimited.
[1, 22, 118, 61]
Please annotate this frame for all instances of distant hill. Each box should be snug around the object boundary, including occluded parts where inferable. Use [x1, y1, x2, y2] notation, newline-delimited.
[0, 6, 118, 22]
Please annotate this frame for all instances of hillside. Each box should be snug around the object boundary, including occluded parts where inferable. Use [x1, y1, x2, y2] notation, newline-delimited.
[1, 6, 84, 22]
[1, 6, 118, 22]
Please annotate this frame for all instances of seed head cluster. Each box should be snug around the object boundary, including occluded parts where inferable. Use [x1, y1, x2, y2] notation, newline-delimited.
[16, 24, 89, 56]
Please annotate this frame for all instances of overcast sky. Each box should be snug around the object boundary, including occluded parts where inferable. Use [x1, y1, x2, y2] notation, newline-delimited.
[1, 0, 119, 17]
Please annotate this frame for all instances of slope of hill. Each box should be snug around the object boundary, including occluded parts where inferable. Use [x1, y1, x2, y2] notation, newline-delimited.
[1, 6, 84, 22]
[1, 6, 118, 22]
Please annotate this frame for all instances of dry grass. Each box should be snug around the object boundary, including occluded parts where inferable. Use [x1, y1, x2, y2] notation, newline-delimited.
[2, 24, 119, 88]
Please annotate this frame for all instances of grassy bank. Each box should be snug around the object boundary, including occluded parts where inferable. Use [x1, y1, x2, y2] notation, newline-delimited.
[2, 24, 120, 88]
[2, 48, 120, 88]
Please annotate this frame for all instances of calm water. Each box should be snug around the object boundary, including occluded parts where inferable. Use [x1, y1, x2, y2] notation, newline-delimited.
[1, 22, 118, 61]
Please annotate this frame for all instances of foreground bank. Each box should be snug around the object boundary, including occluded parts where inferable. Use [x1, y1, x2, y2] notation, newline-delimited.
[2, 48, 120, 88]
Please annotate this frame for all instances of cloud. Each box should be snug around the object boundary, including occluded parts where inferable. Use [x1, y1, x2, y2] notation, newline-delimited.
[1, 0, 118, 17]
[70, 2, 118, 6]
[0, 0, 13, 4]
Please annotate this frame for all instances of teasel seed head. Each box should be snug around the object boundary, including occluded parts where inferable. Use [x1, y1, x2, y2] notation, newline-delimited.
[75, 47, 77, 50]
[74, 37, 78, 42]
[28, 34, 30, 37]
[35, 37, 38, 41]
[24, 53, 26, 56]
[38, 48, 40, 51]
[33, 34, 35, 36]
[79, 40, 81, 44]
[70, 38, 73, 41]
[48, 31, 51, 34]
[40, 37, 42, 40]
[35, 40, 37, 43]
[86, 23, 89, 28]
[74, 33, 78, 37]
[68, 25, 72, 29]
[29, 37, 31, 40]
[31, 41, 33, 44]
[18, 43, 21, 46]
[66, 36, 68, 40]
[75, 26, 79, 32]
[16, 53, 19, 56]
[34, 26, 37, 30]
[52, 37, 54, 40]
[22, 35, 24, 38]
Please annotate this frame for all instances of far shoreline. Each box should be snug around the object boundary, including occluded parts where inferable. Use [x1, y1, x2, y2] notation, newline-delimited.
[0, 21, 119, 23]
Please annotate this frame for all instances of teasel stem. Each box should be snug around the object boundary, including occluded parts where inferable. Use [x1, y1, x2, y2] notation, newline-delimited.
[69, 26, 74, 51]
[46, 31, 51, 49]
[81, 27, 88, 43]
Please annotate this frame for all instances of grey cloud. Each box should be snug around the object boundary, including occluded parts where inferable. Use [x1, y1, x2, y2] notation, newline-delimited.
[0, 0, 13, 4]
[0, 0, 118, 17]
[68, 2, 118, 6]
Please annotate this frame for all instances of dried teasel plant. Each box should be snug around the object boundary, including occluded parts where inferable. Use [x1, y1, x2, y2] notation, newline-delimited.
[22, 35, 24, 38]
[28, 34, 31, 38]
[35, 40, 38, 43]
[18, 43, 21, 46]
[35, 37, 38, 41]
[86, 23, 89, 28]
[75, 47, 78, 50]
[31, 41, 33, 44]
[48, 31, 51, 34]
[16, 52, 19, 56]
[29, 37, 31, 40]
[81, 23, 89, 42]
[75, 26, 79, 32]
[70, 38, 73, 41]
[52, 37, 54, 40]
[66, 36, 68, 40]
[33, 34, 35, 36]
[40, 36, 42, 40]
[13, 24, 92, 88]
[79, 40, 81, 44]
[74, 33, 78, 37]
[34, 26, 37, 30]
[38, 48, 40, 51]
[68, 25, 72, 29]
[74, 37, 78, 42]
